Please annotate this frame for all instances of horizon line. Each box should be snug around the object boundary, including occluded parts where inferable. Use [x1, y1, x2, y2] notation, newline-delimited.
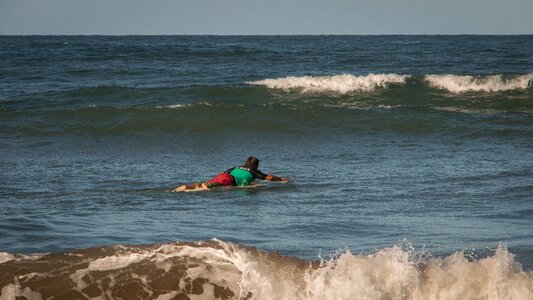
[1, 33, 532, 37]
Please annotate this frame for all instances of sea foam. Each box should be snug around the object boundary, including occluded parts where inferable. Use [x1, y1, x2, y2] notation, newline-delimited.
[248, 74, 410, 93]
[1, 240, 531, 300]
[0, 253, 14, 264]
[0, 253, 47, 265]
[425, 74, 533, 93]
[214, 241, 533, 300]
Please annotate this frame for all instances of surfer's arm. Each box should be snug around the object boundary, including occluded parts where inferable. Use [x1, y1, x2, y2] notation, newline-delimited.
[253, 169, 288, 182]
[265, 175, 288, 182]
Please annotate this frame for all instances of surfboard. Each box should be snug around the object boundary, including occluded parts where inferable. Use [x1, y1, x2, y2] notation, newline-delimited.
[176, 183, 268, 193]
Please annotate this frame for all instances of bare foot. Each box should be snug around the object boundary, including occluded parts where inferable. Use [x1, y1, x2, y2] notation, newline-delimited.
[172, 185, 187, 192]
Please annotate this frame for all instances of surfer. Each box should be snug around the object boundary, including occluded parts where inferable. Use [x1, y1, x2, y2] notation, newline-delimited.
[172, 157, 288, 192]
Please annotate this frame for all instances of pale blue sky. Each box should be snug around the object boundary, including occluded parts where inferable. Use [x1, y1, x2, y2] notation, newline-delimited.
[1, 0, 532, 35]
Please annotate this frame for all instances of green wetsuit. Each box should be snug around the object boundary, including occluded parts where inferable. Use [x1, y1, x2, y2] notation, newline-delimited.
[226, 167, 267, 186]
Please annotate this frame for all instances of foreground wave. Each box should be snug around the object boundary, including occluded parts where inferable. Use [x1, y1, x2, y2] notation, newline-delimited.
[1, 240, 531, 300]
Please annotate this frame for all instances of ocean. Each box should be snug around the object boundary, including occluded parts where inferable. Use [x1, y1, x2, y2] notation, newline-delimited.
[0, 35, 532, 299]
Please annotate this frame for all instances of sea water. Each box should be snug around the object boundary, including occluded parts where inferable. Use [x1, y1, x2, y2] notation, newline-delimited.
[0, 35, 532, 299]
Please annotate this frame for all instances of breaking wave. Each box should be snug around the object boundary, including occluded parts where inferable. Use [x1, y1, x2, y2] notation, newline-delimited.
[424, 74, 533, 93]
[248, 74, 410, 93]
[1, 240, 531, 300]
[248, 73, 533, 94]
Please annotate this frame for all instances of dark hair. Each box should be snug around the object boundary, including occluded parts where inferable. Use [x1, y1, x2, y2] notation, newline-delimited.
[244, 156, 260, 170]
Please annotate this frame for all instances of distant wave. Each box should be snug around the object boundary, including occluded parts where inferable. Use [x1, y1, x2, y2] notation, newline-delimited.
[429, 106, 502, 115]
[248, 74, 410, 93]
[155, 104, 189, 109]
[248, 73, 533, 94]
[1, 240, 531, 299]
[425, 74, 533, 93]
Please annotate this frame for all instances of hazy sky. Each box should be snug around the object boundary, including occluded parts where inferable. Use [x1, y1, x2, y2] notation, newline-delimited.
[1, 0, 532, 35]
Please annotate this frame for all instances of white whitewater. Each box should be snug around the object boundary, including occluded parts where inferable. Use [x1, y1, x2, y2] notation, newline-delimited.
[248, 74, 410, 93]
[425, 74, 533, 93]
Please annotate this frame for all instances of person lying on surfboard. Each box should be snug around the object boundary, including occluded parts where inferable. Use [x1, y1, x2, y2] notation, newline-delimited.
[172, 156, 288, 192]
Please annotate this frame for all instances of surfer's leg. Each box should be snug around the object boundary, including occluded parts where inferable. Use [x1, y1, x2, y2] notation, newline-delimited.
[205, 173, 235, 188]
[172, 185, 187, 192]
[172, 183, 201, 192]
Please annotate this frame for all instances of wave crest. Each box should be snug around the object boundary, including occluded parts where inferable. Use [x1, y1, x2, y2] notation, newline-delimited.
[425, 74, 533, 93]
[305, 243, 530, 300]
[248, 74, 410, 93]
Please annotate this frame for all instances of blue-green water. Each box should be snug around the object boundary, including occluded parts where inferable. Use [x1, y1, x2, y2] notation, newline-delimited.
[1, 35, 532, 276]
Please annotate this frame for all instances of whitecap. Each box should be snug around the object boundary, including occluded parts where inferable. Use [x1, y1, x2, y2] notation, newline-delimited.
[156, 104, 188, 109]
[248, 74, 410, 93]
[425, 74, 533, 93]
